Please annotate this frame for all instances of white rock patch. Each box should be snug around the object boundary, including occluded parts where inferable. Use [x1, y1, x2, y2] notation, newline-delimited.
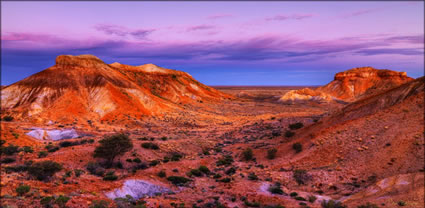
[105, 179, 171, 200]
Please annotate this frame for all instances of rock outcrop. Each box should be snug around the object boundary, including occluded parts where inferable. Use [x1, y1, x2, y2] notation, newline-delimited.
[0, 54, 232, 122]
[280, 67, 413, 103]
[105, 180, 171, 200]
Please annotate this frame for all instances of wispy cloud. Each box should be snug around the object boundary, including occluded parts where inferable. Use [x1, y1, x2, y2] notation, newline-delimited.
[207, 13, 233, 20]
[342, 8, 380, 18]
[186, 24, 216, 31]
[266, 13, 314, 21]
[94, 24, 155, 39]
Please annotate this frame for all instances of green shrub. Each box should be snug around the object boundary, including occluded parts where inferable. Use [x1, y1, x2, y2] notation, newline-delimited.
[161, 137, 168, 141]
[187, 169, 203, 177]
[149, 160, 160, 166]
[290, 192, 298, 197]
[267, 148, 277, 160]
[217, 177, 231, 183]
[74, 169, 84, 177]
[45, 144, 60, 153]
[40, 196, 54, 208]
[321, 200, 347, 208]
[216, 155, 234, 166]
[398, 201, 406, 206]
[198, 165, 210, 174]
[167, 176, 191, 186]
[225, 167, 236, 175]
[94, 134, 133, 167]
[86, 162, 105, 177]
[295, 196, 306, 201]
[21, 146, 34, 153]
[308, 195, 317, 203]
[59, 141, 80, 148]
[103, 171, 118, 181]
[0, 139, 5, 146]
[357, 203, 379, 208]
[133, 158, 142, 163]
[90, 200, 110, 208]
[293, 169, 310, 185]
[1, 144, 20, 155]
[292, 142, 303, 153]
[56, 195, 70, 208]
[289, 122, 304, 130]
[16, 185, 31, 196]
[248, 172, 258, 181]
[3, 115, 14, 121]
[268, 183, 284, 195]
[170, 153, 183, 161]
[28, 161, 62, 181]
[1, 157, 16, 163]
[158, 170, 166, 178]
[285, 130, 295, 138]
[242, 148, 253, 161]
[5, 165, 29, 172]
[38, 151, 48, 158]
[244, 200, 261, 207]
[141, 142, 159, 150]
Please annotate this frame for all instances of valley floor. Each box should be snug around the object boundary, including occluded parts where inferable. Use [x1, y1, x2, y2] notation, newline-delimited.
[1, 86, 423, 208]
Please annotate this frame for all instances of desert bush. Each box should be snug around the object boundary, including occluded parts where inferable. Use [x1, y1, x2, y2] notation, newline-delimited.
[45, 144, 59, 153]
[241, 148, 253, 161]
[28, 160, 62, 181]
[217, 177, 231, 183]
[170, 153, 183, 161]
[59, 141, 80, 148]
[268, 182, 284, 195]
[141, 142, 159, 150]
[357, 203, 379, 208]
[293, 169, 310, 185]
[290, 192, 298, 197]
[398, 201, 406, 206]
[4, 164, 29, 173]
[167, 176, 191, 186]
[133, 158, 142, 163]
[3, 115, 14, 121]
[244, 200, 261, 207]
[149, 160, 160, 166]
[289, 122, 304, 130]
[158, 170, 166, 178]
[74, 169, 84, 177]
[1, 157, 16, 163]
[267, 148, 277, 160]
[285, 130, 295, 138]
[90, 200, 110, 208]
[1, 144, 20, 155]
[56, 195, 71, 208]
[216, 155, 234, 166]
[248, 172, 258, 181]
[161, 136, 168, 141]
[225, 167, 237, 175]
[292, 142, 303, 153]
[0, 139, 5, 146]
[198, 165, 210, 174]
[308, 195, 317, 203]
[21, 146, 34, 153]
[187, 169, 203, 177]
[86, 162, 105, 176]
[40, 196, 54, 208]
[103, 171, 118, 181]
[38, 151, 48, 158]
[295, 196, 306, 201]
[16, 184, 31, 196]
[321, 200, 347, 208]
[94, 134, 133, 167]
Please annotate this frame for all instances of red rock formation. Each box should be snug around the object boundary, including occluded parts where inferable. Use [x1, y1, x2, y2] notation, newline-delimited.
[1, 54, 232, 122]
[280, 67, 413, 103]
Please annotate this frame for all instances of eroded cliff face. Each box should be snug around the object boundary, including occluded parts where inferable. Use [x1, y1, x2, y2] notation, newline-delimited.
[0, 54, 232, 122]
[280, 67, 413, 103]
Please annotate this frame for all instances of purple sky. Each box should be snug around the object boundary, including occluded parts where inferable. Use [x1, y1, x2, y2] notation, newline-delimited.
[1, 1, 424, 85]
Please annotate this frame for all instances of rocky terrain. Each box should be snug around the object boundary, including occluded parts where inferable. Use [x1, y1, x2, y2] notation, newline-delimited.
[1, 57, 423, 208]
[280, 67, 413, 103]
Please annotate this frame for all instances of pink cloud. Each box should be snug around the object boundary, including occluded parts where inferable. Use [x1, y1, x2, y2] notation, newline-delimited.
[94, 24, 155, 39]
[186, 24, 216, 31]
[266, 13, 314, 21]
[207, 13, 233, 19]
